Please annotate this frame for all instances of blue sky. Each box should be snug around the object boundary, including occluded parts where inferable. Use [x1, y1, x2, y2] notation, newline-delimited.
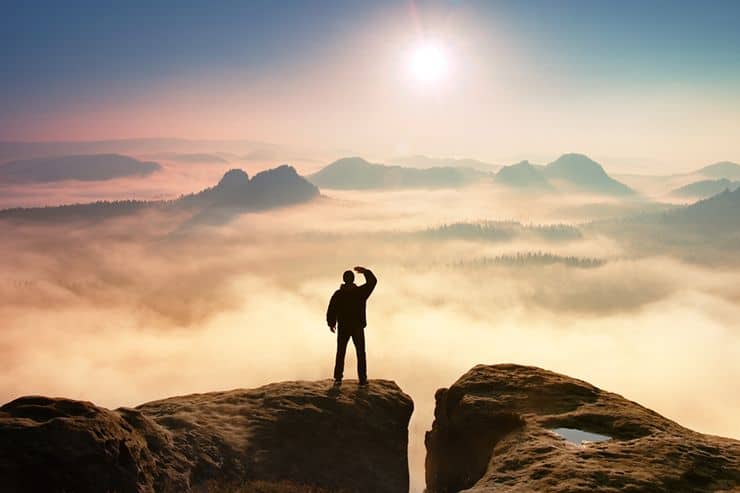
[2, 1, 739, 169]
[5, 1, 738, 90]
[491, 1, 740, 85]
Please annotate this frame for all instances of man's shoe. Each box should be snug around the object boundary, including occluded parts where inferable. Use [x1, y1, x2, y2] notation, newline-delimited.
[333, 379, 342, 386]
[358, 379, 369, 386]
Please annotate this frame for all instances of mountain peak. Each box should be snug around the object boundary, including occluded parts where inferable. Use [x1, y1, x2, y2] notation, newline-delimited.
[548, 153, 604, 173]
[494, 161, 552, 190]
[250, 164, 308, 190]
[544, 154, 634, 196]
[253, 163, 299, 178]
[328, 157, 373, 168]
[215, 168, 250, 189]
[670, 178, 740, 199]
[182, 166, 318, 211]
[558, 152, 593, 161]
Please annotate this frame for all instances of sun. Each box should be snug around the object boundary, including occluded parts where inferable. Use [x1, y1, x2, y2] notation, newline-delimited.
[408, 42, 449, 84]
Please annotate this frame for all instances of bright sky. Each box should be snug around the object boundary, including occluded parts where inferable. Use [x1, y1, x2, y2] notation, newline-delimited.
[2, 0, 740, 171]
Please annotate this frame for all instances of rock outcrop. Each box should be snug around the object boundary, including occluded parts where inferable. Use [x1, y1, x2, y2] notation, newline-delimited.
[494, 161, 553, 190]
[425, 364, 740, 492]
[179, 165, 319, 210]
[0, 380, 413, 493]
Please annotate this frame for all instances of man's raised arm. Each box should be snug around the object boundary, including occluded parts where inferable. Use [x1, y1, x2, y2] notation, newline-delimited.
[354, 266, 377, 298]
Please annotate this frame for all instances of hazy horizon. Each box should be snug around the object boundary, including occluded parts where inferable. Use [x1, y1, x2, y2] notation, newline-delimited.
[4, 1, 740, 172]
[2, 136, 737, 176]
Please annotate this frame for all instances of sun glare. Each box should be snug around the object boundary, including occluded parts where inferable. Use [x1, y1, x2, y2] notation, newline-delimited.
[408, 42, 449, 84]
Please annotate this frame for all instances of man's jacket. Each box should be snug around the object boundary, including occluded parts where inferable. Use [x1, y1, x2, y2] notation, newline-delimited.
[326, 270, 377, 330]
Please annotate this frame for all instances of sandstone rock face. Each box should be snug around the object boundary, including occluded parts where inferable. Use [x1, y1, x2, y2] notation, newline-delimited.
[425, 364, 740, 493]
[0, 396, 181, 493]
[0, 380, 413, 493]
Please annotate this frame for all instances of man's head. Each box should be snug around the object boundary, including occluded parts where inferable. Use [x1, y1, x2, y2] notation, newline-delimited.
[343, 270, 355, 284]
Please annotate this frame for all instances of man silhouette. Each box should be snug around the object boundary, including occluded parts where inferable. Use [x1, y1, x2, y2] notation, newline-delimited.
[326, 266, 377, 385]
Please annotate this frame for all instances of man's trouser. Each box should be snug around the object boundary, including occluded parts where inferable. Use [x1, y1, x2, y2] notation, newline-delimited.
[333, 326, 366, 382]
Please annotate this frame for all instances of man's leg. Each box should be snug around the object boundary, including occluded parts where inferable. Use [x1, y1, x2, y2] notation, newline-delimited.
[352, 327, 367, 384]
[334, 330, 351, 381]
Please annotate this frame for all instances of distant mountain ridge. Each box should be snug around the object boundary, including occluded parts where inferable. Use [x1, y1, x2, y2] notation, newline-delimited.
[585, 185, 740, 267]
[307, 157, 491, 189]
[309, 154, 633, 195]
[0, 138, 277, 162]
[595, 186, 740, 245]
[664, 186, 740, 227]
[0, 154, 161, 183]
[149, 152, 229, 164]
[696, 161, 740, 179]
[0, 165, 318, 222]
[492, 154, 634, 196]
[391, 155, 500, 173]
[671, 178, 740, 198]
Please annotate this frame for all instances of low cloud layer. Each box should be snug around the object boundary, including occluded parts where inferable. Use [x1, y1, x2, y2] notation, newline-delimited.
[1, 188, 738, 492]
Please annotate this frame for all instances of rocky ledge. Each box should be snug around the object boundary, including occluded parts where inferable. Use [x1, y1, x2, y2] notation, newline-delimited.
[425, 364, 740, 493]
[0, 380, 413, 493]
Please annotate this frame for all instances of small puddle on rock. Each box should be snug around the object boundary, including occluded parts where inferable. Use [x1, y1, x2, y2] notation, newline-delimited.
[549, 427, 611, 445]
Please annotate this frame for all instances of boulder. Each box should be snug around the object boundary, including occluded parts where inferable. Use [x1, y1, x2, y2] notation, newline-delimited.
[425, 364, 740, 492]
[0, 396, 180, 492]
[0, 380, 413, 493]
